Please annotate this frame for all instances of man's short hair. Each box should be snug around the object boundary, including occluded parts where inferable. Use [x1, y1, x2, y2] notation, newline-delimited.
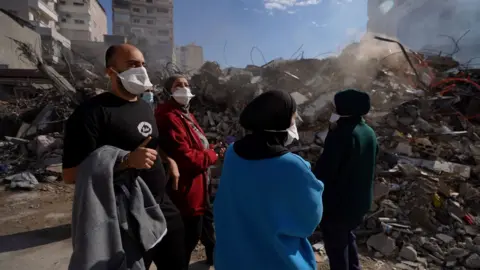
[105, 45, 118, 68]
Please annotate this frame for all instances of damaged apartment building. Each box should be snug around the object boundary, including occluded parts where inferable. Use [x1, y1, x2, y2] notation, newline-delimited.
[367, 0, 480, 66]
[0, 0, 127, 70]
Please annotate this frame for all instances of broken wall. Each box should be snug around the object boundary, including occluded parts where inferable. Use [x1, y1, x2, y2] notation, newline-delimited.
[0, 11, 42, 69]
[70, 40, 111, 74]
[70, 36, 128, 72]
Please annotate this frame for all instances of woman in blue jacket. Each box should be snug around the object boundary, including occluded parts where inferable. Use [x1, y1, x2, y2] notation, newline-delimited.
[213, 90, 324, 270]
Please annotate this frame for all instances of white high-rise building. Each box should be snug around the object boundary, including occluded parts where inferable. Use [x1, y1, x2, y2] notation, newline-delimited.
[57, 0, 107, 42]
[175, 43, 204, 72]
[112, 0, 174, 67]
[0, 0, 71, 64]
[1, 0, 59, 28]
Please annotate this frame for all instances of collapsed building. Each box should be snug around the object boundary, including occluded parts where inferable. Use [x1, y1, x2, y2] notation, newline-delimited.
[0, 13, 480, 269]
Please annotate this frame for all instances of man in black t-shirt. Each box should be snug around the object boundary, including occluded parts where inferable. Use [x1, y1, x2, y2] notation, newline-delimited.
[63, 44, 187, 269]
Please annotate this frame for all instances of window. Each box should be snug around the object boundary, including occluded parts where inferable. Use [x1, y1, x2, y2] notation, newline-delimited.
[157, 30, 169, 36]
[114, 26, 124, 34]
[59, 0, 66, 4]
[132, 7, 140, 12]
[147, 9, 154, 14]
[73, 2, 84, 6]
[147, 20, 154, 25]
[65, 13, 71, 18]
[131, 28, 143, 35]
[146, 0, 153, 3]
[74, 19, 85, 24]
[157, 7, 169, 13]
[133, 18, 140, 24]
[115, 13, 130, 23]
[61, 18, 67, 22]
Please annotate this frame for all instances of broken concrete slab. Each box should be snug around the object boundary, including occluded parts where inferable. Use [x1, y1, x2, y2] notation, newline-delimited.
[4, 172, 38, 190]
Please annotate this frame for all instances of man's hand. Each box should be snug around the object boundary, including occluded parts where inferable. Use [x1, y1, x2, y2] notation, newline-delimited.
[126, 137, 157, 169]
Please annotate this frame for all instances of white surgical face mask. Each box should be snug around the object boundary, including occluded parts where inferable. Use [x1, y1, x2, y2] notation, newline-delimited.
[329, 112, 352, 123]
[115, 67, 153, 95]
[264, 121, 299, 146]
[285, 123, 299, 146]
[172, 87, 195, 105]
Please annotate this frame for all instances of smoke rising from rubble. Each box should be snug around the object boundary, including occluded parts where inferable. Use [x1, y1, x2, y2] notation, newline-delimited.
[334, 32, 408, 90]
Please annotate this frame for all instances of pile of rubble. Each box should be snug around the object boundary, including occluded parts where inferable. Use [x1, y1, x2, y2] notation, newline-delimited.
[1, 36, 480, 268]
[189, 37, 480, 269]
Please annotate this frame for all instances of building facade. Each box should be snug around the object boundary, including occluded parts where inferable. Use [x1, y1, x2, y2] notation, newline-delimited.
[0, 0, 71, 64]
[367, 0, 480, 65]
[175, 43, 204, 72]
[112, 0, 174, 67]
[57, 0, 107, 41]
[1, 0, 59, 28]
[0, 10, 43, 69]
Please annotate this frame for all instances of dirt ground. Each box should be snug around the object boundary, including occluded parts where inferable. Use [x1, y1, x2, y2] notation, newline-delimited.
[0, 182, 390, 270]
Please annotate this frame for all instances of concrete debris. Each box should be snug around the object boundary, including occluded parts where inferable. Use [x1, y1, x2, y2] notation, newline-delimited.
[464, 253, 480, 269]
[367, 233, 397, 256]
[3, 172, 38, 190]
[1, 36, 480, 268]
[399, 245, 418, 262]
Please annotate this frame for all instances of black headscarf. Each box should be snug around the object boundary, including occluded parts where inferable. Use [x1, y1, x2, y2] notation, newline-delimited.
[332, 89, 371, 127]
[234, 90, 297, 160]
[334, 89, 371, 116]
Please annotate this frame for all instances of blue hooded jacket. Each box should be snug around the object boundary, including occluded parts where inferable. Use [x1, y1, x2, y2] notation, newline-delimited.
[214, 145, 324, 270]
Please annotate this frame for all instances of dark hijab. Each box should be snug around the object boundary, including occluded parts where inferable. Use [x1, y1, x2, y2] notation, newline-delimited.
[333, 89, 371, 127]
[234, 90, 297, 160]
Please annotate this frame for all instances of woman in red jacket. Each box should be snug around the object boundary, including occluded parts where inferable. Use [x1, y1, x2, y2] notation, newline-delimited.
[155, 74, 222, 266]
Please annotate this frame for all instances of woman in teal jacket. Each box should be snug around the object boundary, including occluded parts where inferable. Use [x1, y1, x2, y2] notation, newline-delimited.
[213, 90, 324, 270]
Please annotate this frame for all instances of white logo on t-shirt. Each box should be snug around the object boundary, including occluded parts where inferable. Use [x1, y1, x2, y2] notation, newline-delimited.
[137, 121, 153, 137]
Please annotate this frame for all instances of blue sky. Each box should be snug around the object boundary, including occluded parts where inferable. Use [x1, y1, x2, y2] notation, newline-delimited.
[99, 0, 368, 67]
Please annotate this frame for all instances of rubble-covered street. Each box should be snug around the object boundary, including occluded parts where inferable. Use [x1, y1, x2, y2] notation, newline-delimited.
[1, 34, 480, 269]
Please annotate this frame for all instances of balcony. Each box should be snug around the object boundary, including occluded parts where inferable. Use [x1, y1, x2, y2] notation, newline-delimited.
[58, 2, 90, 14]
[30, 0, 59, 22]
[131, 0, 172, 8]
[36, 26, 71, 48]
[59, 20, 92, 32]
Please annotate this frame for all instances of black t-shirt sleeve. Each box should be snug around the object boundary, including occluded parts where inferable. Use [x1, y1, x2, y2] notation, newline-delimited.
[62, 105, 102, 169]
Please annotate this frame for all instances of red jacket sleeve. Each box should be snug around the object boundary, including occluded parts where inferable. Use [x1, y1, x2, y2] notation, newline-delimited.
[159, 112, 218, 174]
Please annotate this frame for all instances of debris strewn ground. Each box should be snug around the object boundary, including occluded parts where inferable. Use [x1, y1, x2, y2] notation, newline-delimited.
[1, 35, 480, 269]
